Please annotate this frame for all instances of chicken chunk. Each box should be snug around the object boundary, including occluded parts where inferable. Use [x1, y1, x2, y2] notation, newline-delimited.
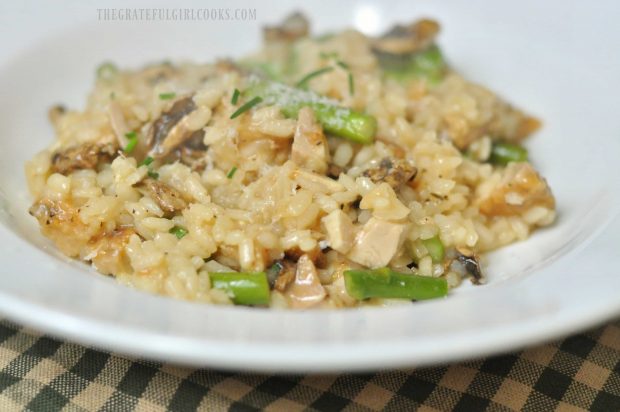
[347, 217, 407, 268]
[138, 178, 187, 216]
[293, 168, 344, 193]
[285, 254, 326, 309]
[321, 209, 355, 254]
[479, 162, 555, 217]
[291, 107, 329, 174]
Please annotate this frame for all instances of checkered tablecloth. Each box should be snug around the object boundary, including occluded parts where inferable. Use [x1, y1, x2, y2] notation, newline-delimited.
[0, 319, 618, 411]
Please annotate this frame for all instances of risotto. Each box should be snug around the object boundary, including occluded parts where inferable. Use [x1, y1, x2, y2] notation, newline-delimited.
[25, 14, 555, 308]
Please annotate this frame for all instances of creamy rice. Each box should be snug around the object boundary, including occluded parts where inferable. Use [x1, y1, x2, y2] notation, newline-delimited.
[25, 15, 555, 308]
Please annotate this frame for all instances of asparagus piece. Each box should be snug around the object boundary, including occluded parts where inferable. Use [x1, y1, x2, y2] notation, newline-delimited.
[422, 236, 445, 263]
[377, 45, 446, 84]
[344, 267, 448, 301]
[489, 141, 528, 166]
[209, 272, 270, 306]
[246, 81, 377, 144]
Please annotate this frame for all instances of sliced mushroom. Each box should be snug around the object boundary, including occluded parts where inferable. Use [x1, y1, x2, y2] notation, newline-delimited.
[51, 142, 118, 175]
[272, 259, 296, 292]
[448, 247, 484, 285]
[29, 198, 91, 257]
[372, 19, 440, 55]
[107, 101, 133, 151]
[285, 254, 326, 309]
[362, 157, 417, 189]
[168, 131, 209, 171]
[284, 246, 326, 267]
[146, 96, 207, 159]
[85, 227, 135, 275]
[263, 12, 309, 43]
[138, 178, 187, 216]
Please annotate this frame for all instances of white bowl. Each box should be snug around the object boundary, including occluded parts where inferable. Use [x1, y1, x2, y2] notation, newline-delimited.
[0, 0, 618, 372]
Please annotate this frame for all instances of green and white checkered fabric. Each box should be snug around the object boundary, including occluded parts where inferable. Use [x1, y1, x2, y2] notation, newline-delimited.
[0, 319, 618, 411]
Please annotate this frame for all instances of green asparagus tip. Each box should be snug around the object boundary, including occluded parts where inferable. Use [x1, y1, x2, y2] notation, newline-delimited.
[344, 268, 448, 301]
[210, 272, 270, 306]
[489, 141, 528, 166]
[422, 236, 445, 263]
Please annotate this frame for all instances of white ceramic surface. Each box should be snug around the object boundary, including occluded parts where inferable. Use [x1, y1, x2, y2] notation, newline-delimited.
[0, 0, 618, 372]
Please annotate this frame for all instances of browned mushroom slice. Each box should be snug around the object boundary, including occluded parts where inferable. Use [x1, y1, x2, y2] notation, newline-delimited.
[29, 198, 92, 257]
[447, 247, 484, 285]
[138, 178, 187, 216]
[284, 246, 326, 268]
[108, 101, 130, 149]
[263, 12, 309, 43]
[168, 131, 209, 171]
[272, 259, 296, 292]
[372, 19, 440, 55]
[362, 157, 417, 189]
[146, 96, 206, 159]
[86, 227, 135, 275]
[51, 142, 118, 175]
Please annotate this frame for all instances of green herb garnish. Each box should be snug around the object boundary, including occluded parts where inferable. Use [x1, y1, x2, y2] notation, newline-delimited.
[230, 97, 263, 119]
[147, 171, 159, 179]
[295, 67, 334, 89]
[139, 156, 154, 167]
[231, 88, 241, 105]
[124, 132, 138, 154]
[336, 60, 350, 70]
[158, 92, 176, 100]
[227, 166, 238, 179]
[169, 226, 188, 239]
[348, 72, 355, 96]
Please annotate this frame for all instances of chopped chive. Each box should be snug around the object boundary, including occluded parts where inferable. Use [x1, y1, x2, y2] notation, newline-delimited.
[110, 92, 116, 100]
[336, 60, 350, 70]
[158, 92, 176, 100]
[348, 72, 355, 96]
[169, 226, 188, 239]
[139, 156, 154, 167]
[295, 67, 334, 89]
[147, 170, 159, 179]
[231, 88, 241, 105]
[227, 166, 238, 178]
[230, 96, 263, 119]
[124, 132, 138, 154]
